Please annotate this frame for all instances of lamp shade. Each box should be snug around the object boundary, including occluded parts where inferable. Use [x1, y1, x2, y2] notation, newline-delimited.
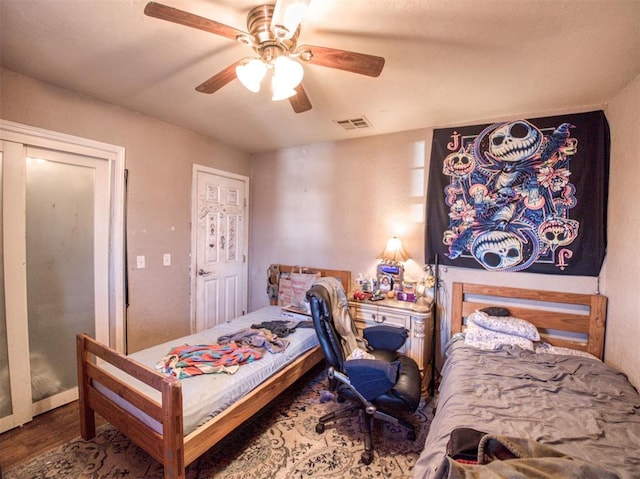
[236, 58, 268, 93]
[274, 56, 303, 88]
[377, 237, 410, 263]
[271, 56, 303, 101]
[271, 81, 297, 101]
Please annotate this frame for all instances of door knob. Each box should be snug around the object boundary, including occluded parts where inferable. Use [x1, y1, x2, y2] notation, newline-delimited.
[198, 269, 212, 276]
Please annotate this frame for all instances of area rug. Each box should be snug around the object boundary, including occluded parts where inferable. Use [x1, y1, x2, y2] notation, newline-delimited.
[5, 365, 433, 479]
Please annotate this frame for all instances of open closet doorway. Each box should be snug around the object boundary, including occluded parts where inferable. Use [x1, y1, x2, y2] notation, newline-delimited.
[191, 165, 249, 332]
[0, 121, 124, 433]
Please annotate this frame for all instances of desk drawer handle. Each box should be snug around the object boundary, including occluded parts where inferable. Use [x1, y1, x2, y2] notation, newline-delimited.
[374, 315, 386, 323]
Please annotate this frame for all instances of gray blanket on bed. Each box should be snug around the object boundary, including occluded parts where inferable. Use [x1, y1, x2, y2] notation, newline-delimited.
[414, 338, 640, 479]
[435, 434, 619, 479]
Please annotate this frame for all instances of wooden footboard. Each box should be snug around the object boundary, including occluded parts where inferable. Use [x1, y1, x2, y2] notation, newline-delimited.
[76, 333, 184, 477]
[77, 333, 324, 479]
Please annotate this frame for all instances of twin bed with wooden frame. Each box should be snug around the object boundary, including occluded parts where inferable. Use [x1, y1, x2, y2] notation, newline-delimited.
[414, 282, 640, 478]
[76, 266, 350, 479]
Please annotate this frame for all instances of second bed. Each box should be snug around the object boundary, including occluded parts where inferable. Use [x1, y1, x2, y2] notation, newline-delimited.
[414, 282, 640, 479]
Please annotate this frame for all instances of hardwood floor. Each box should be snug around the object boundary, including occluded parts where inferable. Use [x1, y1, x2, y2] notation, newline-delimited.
[0, 401, 105, 472]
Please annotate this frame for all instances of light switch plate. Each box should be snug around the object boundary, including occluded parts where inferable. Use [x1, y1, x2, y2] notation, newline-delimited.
[136, 255, 145, 269]
[163, 253, 171, 266]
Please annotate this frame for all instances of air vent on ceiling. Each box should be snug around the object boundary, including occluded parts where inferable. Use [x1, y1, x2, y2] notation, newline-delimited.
[334, 117, 372, 130]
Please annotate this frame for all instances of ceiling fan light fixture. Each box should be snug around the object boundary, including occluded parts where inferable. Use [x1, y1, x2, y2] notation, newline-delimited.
[236, 58, 268, 93]
[270, 0, 310, 40]
[143, 1, 386, 112]
[271, 82, 297, 101]
[271, 56, 303, 101]
[273, 56, 304, 88]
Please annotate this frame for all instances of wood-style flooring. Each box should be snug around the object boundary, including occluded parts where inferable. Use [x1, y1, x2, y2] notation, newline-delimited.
[0, 401, 104, 472]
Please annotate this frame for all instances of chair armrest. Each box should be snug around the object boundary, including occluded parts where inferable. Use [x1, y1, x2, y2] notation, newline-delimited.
[344, 359, 400, 400]
[363, 325, 407, 351]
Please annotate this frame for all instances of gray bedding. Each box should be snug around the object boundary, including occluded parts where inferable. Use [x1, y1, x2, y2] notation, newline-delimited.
[414, 337, 640, 478]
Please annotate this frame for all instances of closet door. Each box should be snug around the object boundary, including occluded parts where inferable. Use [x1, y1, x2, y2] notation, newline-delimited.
[25, 147, 110, 416]
[0, 142, 111, 431]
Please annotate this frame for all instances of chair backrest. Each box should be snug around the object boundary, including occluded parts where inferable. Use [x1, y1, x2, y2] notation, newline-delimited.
[307, 284, 347, 373]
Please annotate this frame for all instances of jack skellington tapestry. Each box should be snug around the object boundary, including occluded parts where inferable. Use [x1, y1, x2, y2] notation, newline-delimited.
[425, 110, 609, 276]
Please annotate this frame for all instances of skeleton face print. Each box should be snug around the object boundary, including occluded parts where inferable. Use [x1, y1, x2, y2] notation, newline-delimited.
[443, 148, 475, 177]
[538, 217, 579, 249]
[489, 120, 542, 162]
[471, 230, 523, 271]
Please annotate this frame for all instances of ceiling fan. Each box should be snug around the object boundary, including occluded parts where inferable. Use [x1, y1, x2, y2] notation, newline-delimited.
[144, 0, 385, 113]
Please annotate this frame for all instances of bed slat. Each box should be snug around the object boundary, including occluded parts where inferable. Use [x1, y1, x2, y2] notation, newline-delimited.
[86, 362, 163, 420]
[457, 283, 597, 306]
[84, 335, 169, 390]
[539, 334, 588, 352]
[87, 386, 165, 462]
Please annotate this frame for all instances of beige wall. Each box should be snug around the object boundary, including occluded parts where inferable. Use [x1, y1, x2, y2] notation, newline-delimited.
[602, 72, 640, 388]
[3, 66, 638, 387]
[249, 101, 640, 386]
[1, 69, 251, 352]
[248, 129, 432, 294]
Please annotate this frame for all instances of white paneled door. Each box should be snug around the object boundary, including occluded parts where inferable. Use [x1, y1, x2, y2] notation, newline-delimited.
[0, 122, 124, 433]
[192, 166, 249, 332]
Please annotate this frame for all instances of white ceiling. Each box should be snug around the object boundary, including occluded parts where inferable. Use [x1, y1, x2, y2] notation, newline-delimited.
[1, 0, 639, 154]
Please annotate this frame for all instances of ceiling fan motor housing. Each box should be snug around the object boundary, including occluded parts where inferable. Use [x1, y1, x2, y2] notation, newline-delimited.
[246, 4, 299, 61]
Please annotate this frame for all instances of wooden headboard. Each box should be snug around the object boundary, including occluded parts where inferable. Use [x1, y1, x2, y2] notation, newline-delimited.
[451, 282, 607, 360]
[267, 264, 351, 305]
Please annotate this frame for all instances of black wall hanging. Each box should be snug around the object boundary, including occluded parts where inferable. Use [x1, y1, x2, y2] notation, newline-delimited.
[425, 110, 609, 276]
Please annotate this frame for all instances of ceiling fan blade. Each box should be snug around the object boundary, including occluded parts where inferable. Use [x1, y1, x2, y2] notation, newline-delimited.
[144, 2, 247, 41]
[289, 83, 312, 113]
[195, 60, 243, 94]
[298, 44, 385, 77]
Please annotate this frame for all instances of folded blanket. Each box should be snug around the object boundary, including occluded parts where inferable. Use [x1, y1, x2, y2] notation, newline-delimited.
[156, 343, 262, 379]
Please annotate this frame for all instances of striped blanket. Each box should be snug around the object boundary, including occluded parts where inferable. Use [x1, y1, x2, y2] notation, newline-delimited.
[156, 343, 263, 379]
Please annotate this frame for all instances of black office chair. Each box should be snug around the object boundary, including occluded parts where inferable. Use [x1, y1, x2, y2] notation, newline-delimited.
[307, 282, 422, 465]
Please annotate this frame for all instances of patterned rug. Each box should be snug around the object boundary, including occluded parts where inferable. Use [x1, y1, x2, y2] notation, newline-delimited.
[5, 365, 433, 479]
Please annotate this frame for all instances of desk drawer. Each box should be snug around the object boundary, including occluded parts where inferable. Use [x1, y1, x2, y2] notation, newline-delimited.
[352, 309, 408, 329]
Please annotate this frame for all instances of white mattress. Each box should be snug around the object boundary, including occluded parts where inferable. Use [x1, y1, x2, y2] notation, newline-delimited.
[98, 306, 318, 435]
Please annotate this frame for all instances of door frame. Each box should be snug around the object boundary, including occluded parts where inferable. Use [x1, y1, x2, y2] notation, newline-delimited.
[0, 120, 126, 352]
[190, 164, 249, 333]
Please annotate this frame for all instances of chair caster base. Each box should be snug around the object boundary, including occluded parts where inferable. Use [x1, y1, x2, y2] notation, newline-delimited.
[360, 451, 374, 465]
